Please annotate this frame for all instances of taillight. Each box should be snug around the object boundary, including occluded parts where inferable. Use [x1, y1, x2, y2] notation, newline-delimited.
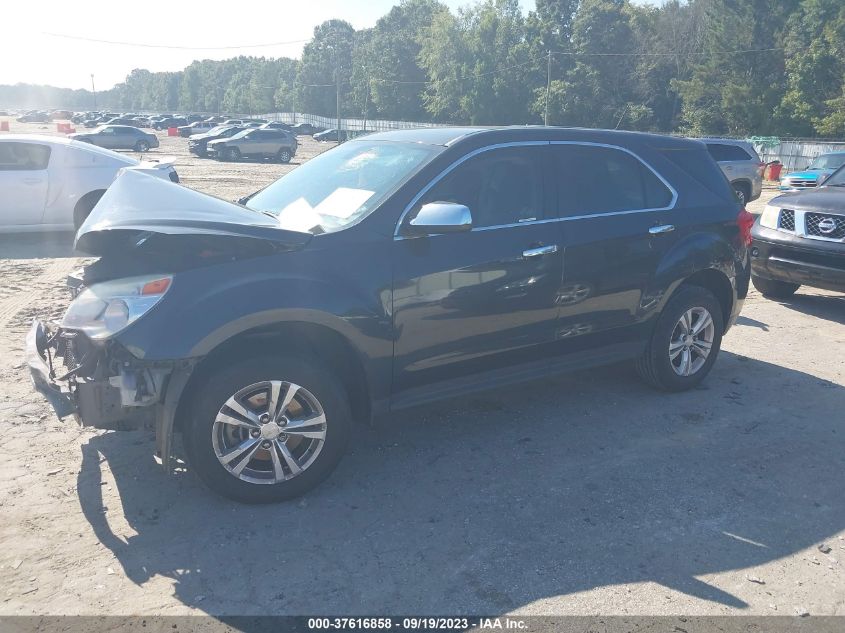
[737, 208, 755, 246]
[758, 161, 766, 176]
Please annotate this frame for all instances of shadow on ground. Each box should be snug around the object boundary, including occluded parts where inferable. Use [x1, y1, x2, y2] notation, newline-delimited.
[76, 351, 845, 615]
[0, 231, 76, 259]
[776, 291, 845, 326]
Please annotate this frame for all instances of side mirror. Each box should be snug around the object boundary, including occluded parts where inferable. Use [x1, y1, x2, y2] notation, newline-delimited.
[404, 202, 473, 236]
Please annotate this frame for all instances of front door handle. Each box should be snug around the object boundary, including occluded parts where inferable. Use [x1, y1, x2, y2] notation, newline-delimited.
[22, 178, 43, 185]
[649, 224, 675, 235]
[523, 244, 558, 258]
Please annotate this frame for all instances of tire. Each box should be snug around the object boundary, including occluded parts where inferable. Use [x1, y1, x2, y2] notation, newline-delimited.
[134, 140, 150, 152]
[635, 285, 724, 392]
[751, 275, 800, 299]
[183, 356, 352, 504]
[73, 190, 105, 230]
[732, 182, 750, 206]
[276, 148, 292, 163]
[223, 147, 240, 162]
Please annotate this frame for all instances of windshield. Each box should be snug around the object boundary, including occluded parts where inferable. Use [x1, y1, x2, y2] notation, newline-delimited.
[206, 125, 229, 135]
[821, 164, 845, 187]
[246, 141, 439, 234]
[808, 154, 845, 170]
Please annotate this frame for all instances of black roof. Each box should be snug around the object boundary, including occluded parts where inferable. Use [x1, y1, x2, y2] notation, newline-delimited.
[362, 126, 701, 150]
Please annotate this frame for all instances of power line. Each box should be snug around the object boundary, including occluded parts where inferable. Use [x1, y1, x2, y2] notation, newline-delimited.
[42, 32, 310, 50]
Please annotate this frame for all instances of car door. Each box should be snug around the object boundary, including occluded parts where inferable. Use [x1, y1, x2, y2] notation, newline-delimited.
[392, 143, 564, 396]
[96, 127, 118, 149]
[114, 127, 136, 149]
[551, 142, 678, 350]
[0, 141, 51, 226]
[254, 130, 275, 156]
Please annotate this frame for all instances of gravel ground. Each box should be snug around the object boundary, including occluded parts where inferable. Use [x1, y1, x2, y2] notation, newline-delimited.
[0, 120, 842, 617]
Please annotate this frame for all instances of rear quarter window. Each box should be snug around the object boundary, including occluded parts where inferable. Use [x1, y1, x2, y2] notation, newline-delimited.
[661, 147, 736, 201]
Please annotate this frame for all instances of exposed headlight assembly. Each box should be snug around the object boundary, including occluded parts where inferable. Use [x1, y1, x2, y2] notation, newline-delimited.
[759, 205, 781, 229]
[62, 275, 172, 339]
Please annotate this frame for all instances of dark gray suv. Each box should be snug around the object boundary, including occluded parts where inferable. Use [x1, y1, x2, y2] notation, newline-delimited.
[207, 128, 297, 163]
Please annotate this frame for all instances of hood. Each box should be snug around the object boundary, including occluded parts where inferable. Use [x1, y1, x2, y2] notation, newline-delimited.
[783, 169, 831, 181]
[75, 169, 312, 256]
[770, 186, 845, 212]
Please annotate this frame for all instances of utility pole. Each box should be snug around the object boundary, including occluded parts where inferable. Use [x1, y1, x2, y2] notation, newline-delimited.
[336, 55, 341, 143]
[91, 74, 96, 109]
[292, 82, 297, 124]
[362, 66, 369, 134]
[544, 50, 551, 126]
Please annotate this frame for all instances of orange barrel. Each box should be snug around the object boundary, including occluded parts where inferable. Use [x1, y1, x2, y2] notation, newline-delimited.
[765, 163, 783, 181]
[167, 127, 178, 136]
[0, 121, 9, 132]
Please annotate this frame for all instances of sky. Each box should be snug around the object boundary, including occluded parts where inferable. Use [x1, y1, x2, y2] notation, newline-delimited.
[2, 0, 656, 91]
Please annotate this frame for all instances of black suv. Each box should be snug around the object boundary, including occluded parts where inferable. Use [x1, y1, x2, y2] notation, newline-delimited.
[750, 163, 845, 298]
[27, 127, 751, 503]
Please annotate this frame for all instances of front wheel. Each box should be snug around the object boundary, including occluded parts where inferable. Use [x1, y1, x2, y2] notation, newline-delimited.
[635, 285, 724, 392]
[183, 356, 352, 503]
[751, 275, 800, 299]
[223, 147, 240, 162]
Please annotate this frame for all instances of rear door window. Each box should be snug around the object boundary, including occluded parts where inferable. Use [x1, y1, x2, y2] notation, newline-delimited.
[0, 142, 51, 170]
[706, 143, 753, 162]
[554, 144, 673, 216]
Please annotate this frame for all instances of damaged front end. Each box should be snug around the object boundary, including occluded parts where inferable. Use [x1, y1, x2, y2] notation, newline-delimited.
[26, 169, 312, 472]
[26, 317, 181, 430]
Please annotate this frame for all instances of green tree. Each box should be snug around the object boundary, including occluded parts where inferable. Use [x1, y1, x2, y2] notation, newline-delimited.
[296, 20, 356, 118]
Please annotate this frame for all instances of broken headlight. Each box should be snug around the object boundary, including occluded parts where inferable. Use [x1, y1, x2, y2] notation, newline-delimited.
[62, 275, 172, 340]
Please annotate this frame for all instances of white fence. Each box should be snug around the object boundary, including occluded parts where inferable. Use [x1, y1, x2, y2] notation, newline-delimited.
[752, 140, 845, 172]
[260, 111, 442, 132]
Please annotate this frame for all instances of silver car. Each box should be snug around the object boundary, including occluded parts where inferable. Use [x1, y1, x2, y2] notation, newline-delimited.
[697, 138, 764, 205]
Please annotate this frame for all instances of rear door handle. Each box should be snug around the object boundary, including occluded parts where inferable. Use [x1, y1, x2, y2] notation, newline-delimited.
[523, 244, 558, 258]
[649, 224, 675, 235]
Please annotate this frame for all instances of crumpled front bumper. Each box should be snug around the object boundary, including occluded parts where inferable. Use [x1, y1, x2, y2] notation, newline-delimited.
[26, 320, 76, 419]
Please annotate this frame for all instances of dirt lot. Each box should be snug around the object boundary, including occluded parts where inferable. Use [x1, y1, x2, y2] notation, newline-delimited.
[0, 121, 843, 617]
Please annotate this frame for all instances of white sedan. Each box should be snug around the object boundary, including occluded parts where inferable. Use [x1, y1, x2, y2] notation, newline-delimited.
[0, 134, 178, 233]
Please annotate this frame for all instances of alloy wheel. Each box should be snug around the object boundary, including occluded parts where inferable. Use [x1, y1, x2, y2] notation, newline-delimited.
[668, 307, 715, 376]
[212, 381, 327, 485]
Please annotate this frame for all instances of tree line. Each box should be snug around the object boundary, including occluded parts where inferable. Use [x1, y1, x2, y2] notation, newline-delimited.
[3, 0, 845, 137]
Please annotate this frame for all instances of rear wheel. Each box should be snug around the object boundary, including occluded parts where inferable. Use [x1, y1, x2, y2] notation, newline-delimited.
[183, 356, 352, 503]
[134, 139, 150, 152]
[636, 285, 724, 392]
[752, 275, 800, 299]
[276, 148, 292, 163]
